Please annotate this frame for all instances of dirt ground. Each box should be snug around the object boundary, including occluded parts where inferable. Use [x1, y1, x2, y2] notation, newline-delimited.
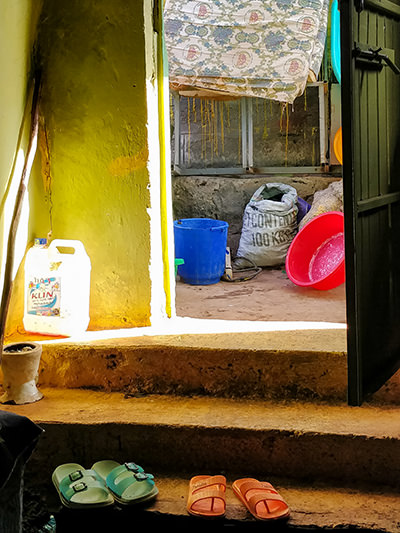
[175, 266, 346, 323]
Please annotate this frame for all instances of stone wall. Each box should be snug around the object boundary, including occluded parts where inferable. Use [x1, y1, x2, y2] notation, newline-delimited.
[172, 175, 341, 255]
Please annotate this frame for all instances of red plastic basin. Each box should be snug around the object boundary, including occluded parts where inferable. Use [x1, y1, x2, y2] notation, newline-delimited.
[285, 211, 345, 290]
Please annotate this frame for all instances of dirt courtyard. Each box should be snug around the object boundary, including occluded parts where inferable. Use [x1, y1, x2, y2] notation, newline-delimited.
[175, 266, 346, 323]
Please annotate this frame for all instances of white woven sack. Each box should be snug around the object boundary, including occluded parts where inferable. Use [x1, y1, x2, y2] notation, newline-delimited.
[236, 183, 298, 267]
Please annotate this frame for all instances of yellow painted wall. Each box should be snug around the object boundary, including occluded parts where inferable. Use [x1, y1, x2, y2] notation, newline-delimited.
[0, 0, 40, 205]
[0, 0, 43, 337]
[36, 0, 153, 330]
[5, 0, 162, 336]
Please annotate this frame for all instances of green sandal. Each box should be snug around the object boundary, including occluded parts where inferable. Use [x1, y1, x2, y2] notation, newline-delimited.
[92, 460, 158, 505]
[52, 463, 114, 508]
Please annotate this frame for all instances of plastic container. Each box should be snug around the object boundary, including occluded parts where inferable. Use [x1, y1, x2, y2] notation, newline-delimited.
[331, 0, 341, 84]
[285, 211, 345, 290]
[333, 127, 343, 165]
[23, 239, 91, 336]
[174, 218, 229, 285]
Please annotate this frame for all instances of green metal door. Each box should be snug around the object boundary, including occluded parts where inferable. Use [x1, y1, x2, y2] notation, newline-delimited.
[341, 0, 400, 405]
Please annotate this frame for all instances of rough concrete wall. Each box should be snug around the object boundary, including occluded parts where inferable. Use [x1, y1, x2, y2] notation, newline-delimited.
[172, 175, 341, 255]
[7, 0, 154, 335]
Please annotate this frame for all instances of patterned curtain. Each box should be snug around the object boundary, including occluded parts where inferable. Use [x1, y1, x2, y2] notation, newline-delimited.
[164, 0, 330, 104]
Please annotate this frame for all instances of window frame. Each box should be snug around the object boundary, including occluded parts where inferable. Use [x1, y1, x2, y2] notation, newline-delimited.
[171, 81, 330, 176]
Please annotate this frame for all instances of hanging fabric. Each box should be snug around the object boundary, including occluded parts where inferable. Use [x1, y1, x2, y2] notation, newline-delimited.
[164, 0, 330, 104]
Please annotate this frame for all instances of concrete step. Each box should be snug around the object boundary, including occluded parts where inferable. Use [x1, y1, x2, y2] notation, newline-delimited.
[27, 475, 400, 532]
[6, 322, 399, 530]
[14, 389, 399, 488]
[37, 326, 349, 402]
[6, 389, 399, 531]
[33, 322, 399, 404]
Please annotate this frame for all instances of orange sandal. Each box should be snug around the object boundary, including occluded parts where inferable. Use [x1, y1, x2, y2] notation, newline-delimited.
[187, 475, 226, 518]
[232, 478, 290, 521]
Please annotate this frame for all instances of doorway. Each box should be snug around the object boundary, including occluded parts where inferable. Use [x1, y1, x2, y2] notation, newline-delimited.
[164, 12, 346, 326]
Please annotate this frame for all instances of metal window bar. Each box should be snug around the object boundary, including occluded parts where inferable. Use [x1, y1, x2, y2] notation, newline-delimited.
[241, 97, 248, 169]
[247, 98, 253, 169]
[318, 82, 328, 166]
[173, 91, 180, 168]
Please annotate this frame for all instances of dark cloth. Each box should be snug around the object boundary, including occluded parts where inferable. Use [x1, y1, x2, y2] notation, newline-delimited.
[0, 410, 43, 489]
[0, 411, 43, 533]
[0, 456, 25, 533]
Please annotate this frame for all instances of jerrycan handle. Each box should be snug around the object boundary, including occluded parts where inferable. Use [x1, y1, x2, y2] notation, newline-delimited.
[48, 239, 86, 256]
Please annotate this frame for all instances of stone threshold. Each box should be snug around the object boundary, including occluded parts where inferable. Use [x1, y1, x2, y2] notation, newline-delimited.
[4, 317, 399, 402]
[6, 318, 350, 402]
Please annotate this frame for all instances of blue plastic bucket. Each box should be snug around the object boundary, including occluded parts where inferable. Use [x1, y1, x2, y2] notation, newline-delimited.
[174, 218, 229, 285]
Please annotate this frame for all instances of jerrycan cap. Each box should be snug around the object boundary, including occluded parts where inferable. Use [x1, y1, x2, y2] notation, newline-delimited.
[34, 238, 47, 246]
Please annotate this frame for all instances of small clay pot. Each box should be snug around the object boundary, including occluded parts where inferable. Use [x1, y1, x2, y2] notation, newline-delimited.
[1, 342, 43, 404]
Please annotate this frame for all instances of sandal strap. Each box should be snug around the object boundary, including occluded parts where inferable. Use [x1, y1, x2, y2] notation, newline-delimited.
[106, 463, 143, 483]
[247, 491, 286, 509]
[188, 476, 226, 511]
[237, 480, 287, 511]
[60, 472, 108, 502]
[239, 480, 276, 498]
[106, 464, 154, 498]
[59, 468, 101, 488]
[123, 462, 144, 474]
[191, 475, 226, 493]
[188, 487, 226, 512]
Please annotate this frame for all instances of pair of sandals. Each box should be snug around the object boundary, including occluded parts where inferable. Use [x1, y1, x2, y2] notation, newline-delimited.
[187, 475, 290, 521]
[52, 460, 158, 508]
